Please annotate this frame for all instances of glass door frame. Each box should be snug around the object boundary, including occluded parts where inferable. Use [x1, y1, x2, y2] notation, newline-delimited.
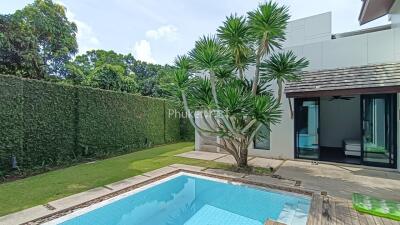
[360, 94, 397, 169]
[294, 97, 320, 160]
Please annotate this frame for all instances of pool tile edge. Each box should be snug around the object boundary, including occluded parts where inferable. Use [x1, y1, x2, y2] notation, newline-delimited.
[9, 165, 316, 225]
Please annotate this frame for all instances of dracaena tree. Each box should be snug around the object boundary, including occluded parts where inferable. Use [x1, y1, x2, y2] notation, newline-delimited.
[170, 1, 308, 168]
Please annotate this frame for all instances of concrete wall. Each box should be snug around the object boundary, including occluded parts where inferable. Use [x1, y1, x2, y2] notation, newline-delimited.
[390, 0, 400, 26]
[284, 27, 400, 71]
[283, 12, 332, 48]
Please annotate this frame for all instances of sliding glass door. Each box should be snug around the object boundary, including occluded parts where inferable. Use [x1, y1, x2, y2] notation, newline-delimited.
[361, 94, 396, 168]
[295, 98, 320, 160]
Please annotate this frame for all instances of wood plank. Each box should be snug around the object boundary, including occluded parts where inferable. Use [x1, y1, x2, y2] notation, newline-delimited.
[324, 196, 336, 225]
[314, 194, 323, 225]
[307, 194, 320, 225]
[335, 199, 353, 225]
[347, 200, 361, 225]
[355, 211, 369, 225]
[264, 220, 286, 225]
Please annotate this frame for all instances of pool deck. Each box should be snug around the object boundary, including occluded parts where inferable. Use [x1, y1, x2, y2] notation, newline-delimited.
[0, 164, 398, 225]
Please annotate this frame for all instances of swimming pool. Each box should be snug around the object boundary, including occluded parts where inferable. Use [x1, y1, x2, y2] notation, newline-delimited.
[47, 173, 310, 225]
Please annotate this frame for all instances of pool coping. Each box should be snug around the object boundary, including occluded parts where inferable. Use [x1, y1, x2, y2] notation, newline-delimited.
[14, 165, 315, 225]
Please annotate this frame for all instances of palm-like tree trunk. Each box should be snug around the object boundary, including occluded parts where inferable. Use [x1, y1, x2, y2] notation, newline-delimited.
[251, 52, 261, 95]
[277, 80, 283, 103]
[209, 72, 219, 105]
[238, 68, 244, 80]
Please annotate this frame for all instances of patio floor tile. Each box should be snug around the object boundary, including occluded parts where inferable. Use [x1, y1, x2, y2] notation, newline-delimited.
[214, 154, 237, 164]
[248, 157, 284, 170]
[142, 166, 178, 177]
[244, 174, 296, 187]
[275, 160, 400, 200]
[168, 164, 205, 171]
[176, 151, 227, 161]
[0, 205, 51, 225]
[104, 175, 150, 191]
[47, 187, 112, 211]
[203, 168, 246, 178]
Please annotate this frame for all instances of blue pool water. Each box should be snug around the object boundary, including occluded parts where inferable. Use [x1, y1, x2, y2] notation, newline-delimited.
[58, 174, 310, 225]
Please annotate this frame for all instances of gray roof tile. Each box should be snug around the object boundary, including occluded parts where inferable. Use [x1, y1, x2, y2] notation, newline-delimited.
[285, 62, 400, 95]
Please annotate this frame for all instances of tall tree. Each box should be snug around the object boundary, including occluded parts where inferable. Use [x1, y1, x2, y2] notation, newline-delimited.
[0, 15, 41, 78]
[261, 51, 308, 102]
[170, 1, 307, 168]
[0, 0, 78, 78]
[247, 2, 290, 94]
[66, 50, 138, 93]
[217, 14, 253, 80]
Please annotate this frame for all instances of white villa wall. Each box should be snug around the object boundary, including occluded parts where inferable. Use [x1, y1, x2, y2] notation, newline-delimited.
[247, 12, 400, 161]
[390, 0, 400, 26]
[195, 11, 400, 170]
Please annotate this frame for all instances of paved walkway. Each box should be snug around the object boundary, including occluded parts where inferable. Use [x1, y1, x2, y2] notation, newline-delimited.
[275, 160, 400, 200]
[176, 151, 400, 201]
[176, 151, 284, 169]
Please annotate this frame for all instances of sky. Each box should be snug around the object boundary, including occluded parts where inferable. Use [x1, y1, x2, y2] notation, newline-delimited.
[1, 0, 389, 65]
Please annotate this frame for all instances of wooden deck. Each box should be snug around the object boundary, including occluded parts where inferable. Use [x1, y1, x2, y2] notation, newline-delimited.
[307, 194, 400, 225]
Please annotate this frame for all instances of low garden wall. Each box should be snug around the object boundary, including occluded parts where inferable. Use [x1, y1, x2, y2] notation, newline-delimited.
[0, 75, 194, 175]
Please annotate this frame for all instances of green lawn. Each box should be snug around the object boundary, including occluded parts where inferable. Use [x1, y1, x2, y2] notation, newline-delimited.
[0, 142, 231, 216]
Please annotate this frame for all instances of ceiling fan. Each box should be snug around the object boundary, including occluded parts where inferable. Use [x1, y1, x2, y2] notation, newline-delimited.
[329, 96, 355, 101]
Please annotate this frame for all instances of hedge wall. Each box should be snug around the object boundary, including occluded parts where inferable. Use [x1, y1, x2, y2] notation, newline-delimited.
[0, 76, 23, 173]
[22, 80, 78, 169]
[77, 87, 166, 156]
[0, 75, 193, 175]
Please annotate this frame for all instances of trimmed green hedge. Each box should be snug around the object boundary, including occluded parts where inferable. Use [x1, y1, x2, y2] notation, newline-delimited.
[22, 80, 77, 168]
[165, 101, 181, 143]
[0, 75, 193, 175]
[0, 76, 23, 174]
[180, 118, 195, 141]
[77, 87, 166, 155]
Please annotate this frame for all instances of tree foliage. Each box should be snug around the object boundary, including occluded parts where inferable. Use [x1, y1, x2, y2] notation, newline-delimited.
[170, 1, 308, 167]
[0, 0, 78, 79]
[65, 49, 173, 95]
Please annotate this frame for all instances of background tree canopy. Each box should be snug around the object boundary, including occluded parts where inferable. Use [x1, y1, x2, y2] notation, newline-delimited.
[0, 0, 173, 97]
[0, 0, 78, 79]
[66, 50, 174, 96]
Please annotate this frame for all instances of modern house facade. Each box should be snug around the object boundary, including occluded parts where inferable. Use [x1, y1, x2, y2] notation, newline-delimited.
[195, 0, 400, 170]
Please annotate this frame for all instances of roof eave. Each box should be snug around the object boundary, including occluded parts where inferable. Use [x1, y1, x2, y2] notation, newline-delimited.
[358, 0, 395, 25]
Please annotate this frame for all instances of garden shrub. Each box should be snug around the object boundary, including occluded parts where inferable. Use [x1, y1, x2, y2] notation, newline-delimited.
[77, 87, 165, 155]
[0, 75, 192, 175]
[180, 118, 195, 141]
[22, 80, 77, 169]
[164, 101, 181, 143]
[0, 76, 23, 172]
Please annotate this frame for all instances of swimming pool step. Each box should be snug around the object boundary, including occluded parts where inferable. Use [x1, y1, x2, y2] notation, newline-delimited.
[277, 202, 309, 225]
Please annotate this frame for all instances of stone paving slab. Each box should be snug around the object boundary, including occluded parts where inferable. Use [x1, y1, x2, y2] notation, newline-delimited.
[244, 174, 297, 188]
[168, 164, 205, 172]
[248, 157, 283, 170]
[143, 166, 178, 177]
[203, 168, 246, 179]
[176, 151, 226, 161]
[104, 175, 150, 191]
[48, 187, 112, 211]
[275, 160, 400, 200]
[214, 155, 238, 164]
[0, 205, 51, 225]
